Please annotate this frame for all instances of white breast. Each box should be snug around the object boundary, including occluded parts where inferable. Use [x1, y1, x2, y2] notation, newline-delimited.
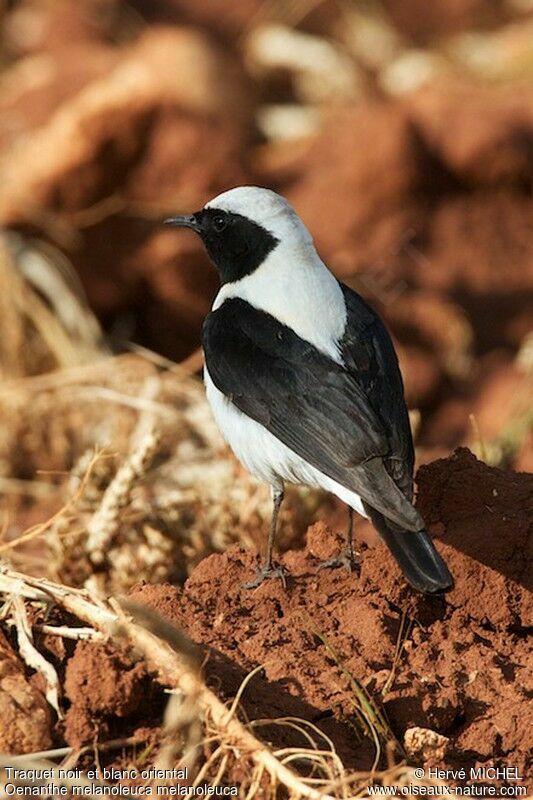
[212, 246, 347, 364]
[204, 367, 367, 517]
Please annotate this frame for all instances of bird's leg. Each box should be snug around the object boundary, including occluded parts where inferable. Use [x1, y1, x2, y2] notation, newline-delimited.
[318, 507, 359, 573]
[242, 484, 287, 589]
[346, 506, 356, 564]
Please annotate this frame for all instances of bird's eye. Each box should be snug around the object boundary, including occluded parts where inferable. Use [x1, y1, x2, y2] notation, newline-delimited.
[212, 214, 228, 232]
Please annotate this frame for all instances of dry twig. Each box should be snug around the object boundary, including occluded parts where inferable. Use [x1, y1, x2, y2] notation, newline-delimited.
[11, 595, 62, 718]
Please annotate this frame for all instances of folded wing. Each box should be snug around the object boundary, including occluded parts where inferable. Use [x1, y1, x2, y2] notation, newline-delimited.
[202, 292, 423, 533]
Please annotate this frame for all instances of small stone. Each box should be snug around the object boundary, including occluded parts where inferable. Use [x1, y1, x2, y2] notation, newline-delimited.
[404, 726, 450, 762]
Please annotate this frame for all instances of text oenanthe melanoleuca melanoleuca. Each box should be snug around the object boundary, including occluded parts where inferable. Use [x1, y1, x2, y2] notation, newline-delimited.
[165, 186, 453, 594]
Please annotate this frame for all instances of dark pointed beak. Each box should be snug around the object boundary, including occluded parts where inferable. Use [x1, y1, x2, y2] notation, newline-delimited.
[163, 214, 199, 231]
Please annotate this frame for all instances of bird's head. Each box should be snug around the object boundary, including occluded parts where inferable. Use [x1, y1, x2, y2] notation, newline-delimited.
[164, 186, 314, 284]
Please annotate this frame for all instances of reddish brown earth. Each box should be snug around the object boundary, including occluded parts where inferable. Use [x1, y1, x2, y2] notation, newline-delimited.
[63, 640, 163, 747]
[59, 450, 532, 785]
[0, 631, 52, 754]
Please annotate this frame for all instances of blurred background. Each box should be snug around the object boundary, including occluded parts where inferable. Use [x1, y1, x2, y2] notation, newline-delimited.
[0, 0, 531, 591]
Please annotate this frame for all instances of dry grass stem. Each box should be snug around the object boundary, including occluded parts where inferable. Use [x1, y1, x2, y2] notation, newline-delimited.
[11, 594, 62, 718]
[86, 430, 161, 564]
[33, 623, 104, 641]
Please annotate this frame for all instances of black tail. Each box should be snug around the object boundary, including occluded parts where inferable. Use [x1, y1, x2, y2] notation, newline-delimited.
[364, 506, 454, 594]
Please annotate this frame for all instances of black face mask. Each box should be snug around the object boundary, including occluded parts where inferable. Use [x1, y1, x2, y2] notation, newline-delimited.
[165, 208, 280, 284]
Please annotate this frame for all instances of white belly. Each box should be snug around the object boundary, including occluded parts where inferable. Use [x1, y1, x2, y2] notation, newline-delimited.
[204, 368, 367, 517]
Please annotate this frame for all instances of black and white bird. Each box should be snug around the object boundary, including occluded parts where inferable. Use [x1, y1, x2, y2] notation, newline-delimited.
[165, 186, 453, 594]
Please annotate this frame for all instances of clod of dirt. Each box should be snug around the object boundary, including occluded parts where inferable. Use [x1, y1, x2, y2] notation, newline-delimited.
[64, 640, 157, 747]
[274, 88, 533, 359]
[415, 448, 532, 626]
[407, 85, 533, 188]
[129, 449, 532, 780]
[0, 27, 250, 221]
[0, 45, 119, 148]
[285, 103, 427, 278]
[0, 630, 52, 753]
[0, 26, 250, 360]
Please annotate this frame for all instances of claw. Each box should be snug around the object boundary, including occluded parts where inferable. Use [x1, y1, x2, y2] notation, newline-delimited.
[241, 563, 287, 589]
[317, 549, 360, 574]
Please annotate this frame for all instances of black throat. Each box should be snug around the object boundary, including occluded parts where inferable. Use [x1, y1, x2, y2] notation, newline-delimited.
[194, 208, 280, 284]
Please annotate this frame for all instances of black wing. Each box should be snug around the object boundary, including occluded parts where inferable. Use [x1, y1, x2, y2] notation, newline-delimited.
[203, 291, 423, 532]
[338, 283, 415, 502]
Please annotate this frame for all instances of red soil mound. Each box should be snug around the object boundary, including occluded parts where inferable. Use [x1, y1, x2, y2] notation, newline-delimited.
[64, 640, 164, 748]
[112, 449, 531, 782]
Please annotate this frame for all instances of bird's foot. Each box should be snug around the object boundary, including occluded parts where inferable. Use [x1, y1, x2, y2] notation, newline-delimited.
[317, 548, 360, 574]
[241, 563, 287, 589]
